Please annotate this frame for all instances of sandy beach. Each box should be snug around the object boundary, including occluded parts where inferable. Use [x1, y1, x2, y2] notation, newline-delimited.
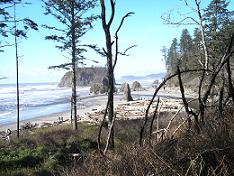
[0, 87, 195, 132]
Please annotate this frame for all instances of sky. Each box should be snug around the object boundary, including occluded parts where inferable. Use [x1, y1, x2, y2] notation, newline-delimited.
[0, 0, 232, 84]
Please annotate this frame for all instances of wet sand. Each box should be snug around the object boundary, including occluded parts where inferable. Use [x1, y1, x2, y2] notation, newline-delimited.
[0, 87, 195, 131]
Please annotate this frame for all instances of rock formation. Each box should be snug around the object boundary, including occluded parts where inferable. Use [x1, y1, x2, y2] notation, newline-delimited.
[119, 82, 127, 92]
[131, 81, 144, 91]
[123, 83, 133, 101]
[89, 75, 117, 94]
[90, 75, 109, 94]
[152, 80, 159, 88]
[58, 67, 106, 87]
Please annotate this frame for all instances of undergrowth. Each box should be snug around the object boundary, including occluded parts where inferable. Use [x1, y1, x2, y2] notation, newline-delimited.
[0, 109, 233, 176]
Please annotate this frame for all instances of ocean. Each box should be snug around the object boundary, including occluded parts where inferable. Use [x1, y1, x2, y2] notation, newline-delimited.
[0, 82, 90, 125]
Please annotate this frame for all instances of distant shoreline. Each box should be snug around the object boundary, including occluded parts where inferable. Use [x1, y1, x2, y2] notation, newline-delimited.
[0, 94, 124, 131]
[0, 87, 196, 132]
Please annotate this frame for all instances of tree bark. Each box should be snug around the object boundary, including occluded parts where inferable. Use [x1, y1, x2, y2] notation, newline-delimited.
[13, 2, 20, 138]
[226, 53, 234, 104]
[71, 0, 77, 130]
[195, 0, 209, 70]
[100, 0, 115, 149]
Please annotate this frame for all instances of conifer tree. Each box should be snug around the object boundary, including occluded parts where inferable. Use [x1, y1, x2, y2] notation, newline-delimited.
[191, 28, 204, 68]
[179, 29, 193, 70]
[204, 0, 234, 68]
[0, 0, 38, 137]
[167, 38, 180, 74]
[43, 0, 98, 130]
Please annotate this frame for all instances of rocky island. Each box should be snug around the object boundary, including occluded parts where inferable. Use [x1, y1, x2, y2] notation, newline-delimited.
[58, 67, 106, 87]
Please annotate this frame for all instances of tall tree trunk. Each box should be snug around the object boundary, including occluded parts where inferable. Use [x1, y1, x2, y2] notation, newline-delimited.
[195, 0, 209, 70]
[105, 20, 114, 149]
[100, 0, 115, 149]
[14, 3, 20, 138]
[71, 0, 77, 130]
[107, 52, 114, 148]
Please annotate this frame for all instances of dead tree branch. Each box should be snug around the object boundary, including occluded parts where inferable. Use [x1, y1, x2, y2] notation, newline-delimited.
[194, 0, 209, 69]
[149, 97, 160, 146]
[200, 33, 234, 123]
[139, 68, 211, 146]
[97, 98, 110, 155]
[104, 113, 116, 154]
[99, 0, 135, 151]
[177, 66, 198, 131]
[226, 46, 234, 104]
[113, 12, 135, 70]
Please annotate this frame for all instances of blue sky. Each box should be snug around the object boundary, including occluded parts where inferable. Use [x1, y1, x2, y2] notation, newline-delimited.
[0, 0, 232, 84]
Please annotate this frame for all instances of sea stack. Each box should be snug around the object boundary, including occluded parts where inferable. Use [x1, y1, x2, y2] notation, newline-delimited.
[123, 83, 133, 101]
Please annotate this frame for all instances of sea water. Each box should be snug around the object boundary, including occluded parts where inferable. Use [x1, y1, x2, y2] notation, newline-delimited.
[0, 82, 90, 125]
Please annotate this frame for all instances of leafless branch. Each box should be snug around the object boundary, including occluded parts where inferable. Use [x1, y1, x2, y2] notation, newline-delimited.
[97, 98, 110, 155]
[149, 97, 160, 146]
[113, 45, 137, 69]
[177, 66, 197, 130]
[107, 0, 115, 27]
[117, 45, 137, 56]
[139, 68, 211, 146]
[104, 113, 116, 154]
[113, 12, 135, 70]
[162, 15, 199, 26]
[0, 43, 13, 48]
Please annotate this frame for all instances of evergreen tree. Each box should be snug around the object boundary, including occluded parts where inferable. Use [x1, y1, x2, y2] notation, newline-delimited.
[0, 0, 38, 51]
[43, 0, 98, 130]
[179, 29, 193, 70]
[220, 19, 234, 62]
[161, 46, 168, 70]
[191, 28, 204, 68]
[167, 38, 180, 73]
[203, 0, 234, 68]
[0, 0, 38, 137]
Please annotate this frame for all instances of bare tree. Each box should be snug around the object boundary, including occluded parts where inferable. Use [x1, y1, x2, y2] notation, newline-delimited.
[99, 0, 135, 151]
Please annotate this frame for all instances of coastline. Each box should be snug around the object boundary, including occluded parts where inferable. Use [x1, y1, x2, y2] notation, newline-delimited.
[0, 87, 195, 132]
[0, 94, 125, 131]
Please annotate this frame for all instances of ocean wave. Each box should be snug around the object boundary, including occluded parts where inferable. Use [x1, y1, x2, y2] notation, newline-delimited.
[0, 83, 90, 124]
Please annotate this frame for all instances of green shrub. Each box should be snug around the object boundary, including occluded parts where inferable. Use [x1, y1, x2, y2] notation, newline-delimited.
[78, 139, 97, 151]
[54, 149, 71, 166]
[0, 146, 46, 169]
[116, 128, 138, 144]
[65, 135, 81, 153]
[43, 156, 58, 170]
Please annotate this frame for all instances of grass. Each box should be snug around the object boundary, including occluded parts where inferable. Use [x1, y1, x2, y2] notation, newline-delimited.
[0, 109, 233, 176]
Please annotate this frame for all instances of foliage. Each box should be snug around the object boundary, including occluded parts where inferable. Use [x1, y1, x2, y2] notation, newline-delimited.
[43, 0, 98, 130]
[164, 0, 234, 74]
[60, 109, 234, 176]
[0, 146, 46, 169]
[0, 0, 38, 51]
[42, 0, 99, 69]
[0, 123, 99, 175]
